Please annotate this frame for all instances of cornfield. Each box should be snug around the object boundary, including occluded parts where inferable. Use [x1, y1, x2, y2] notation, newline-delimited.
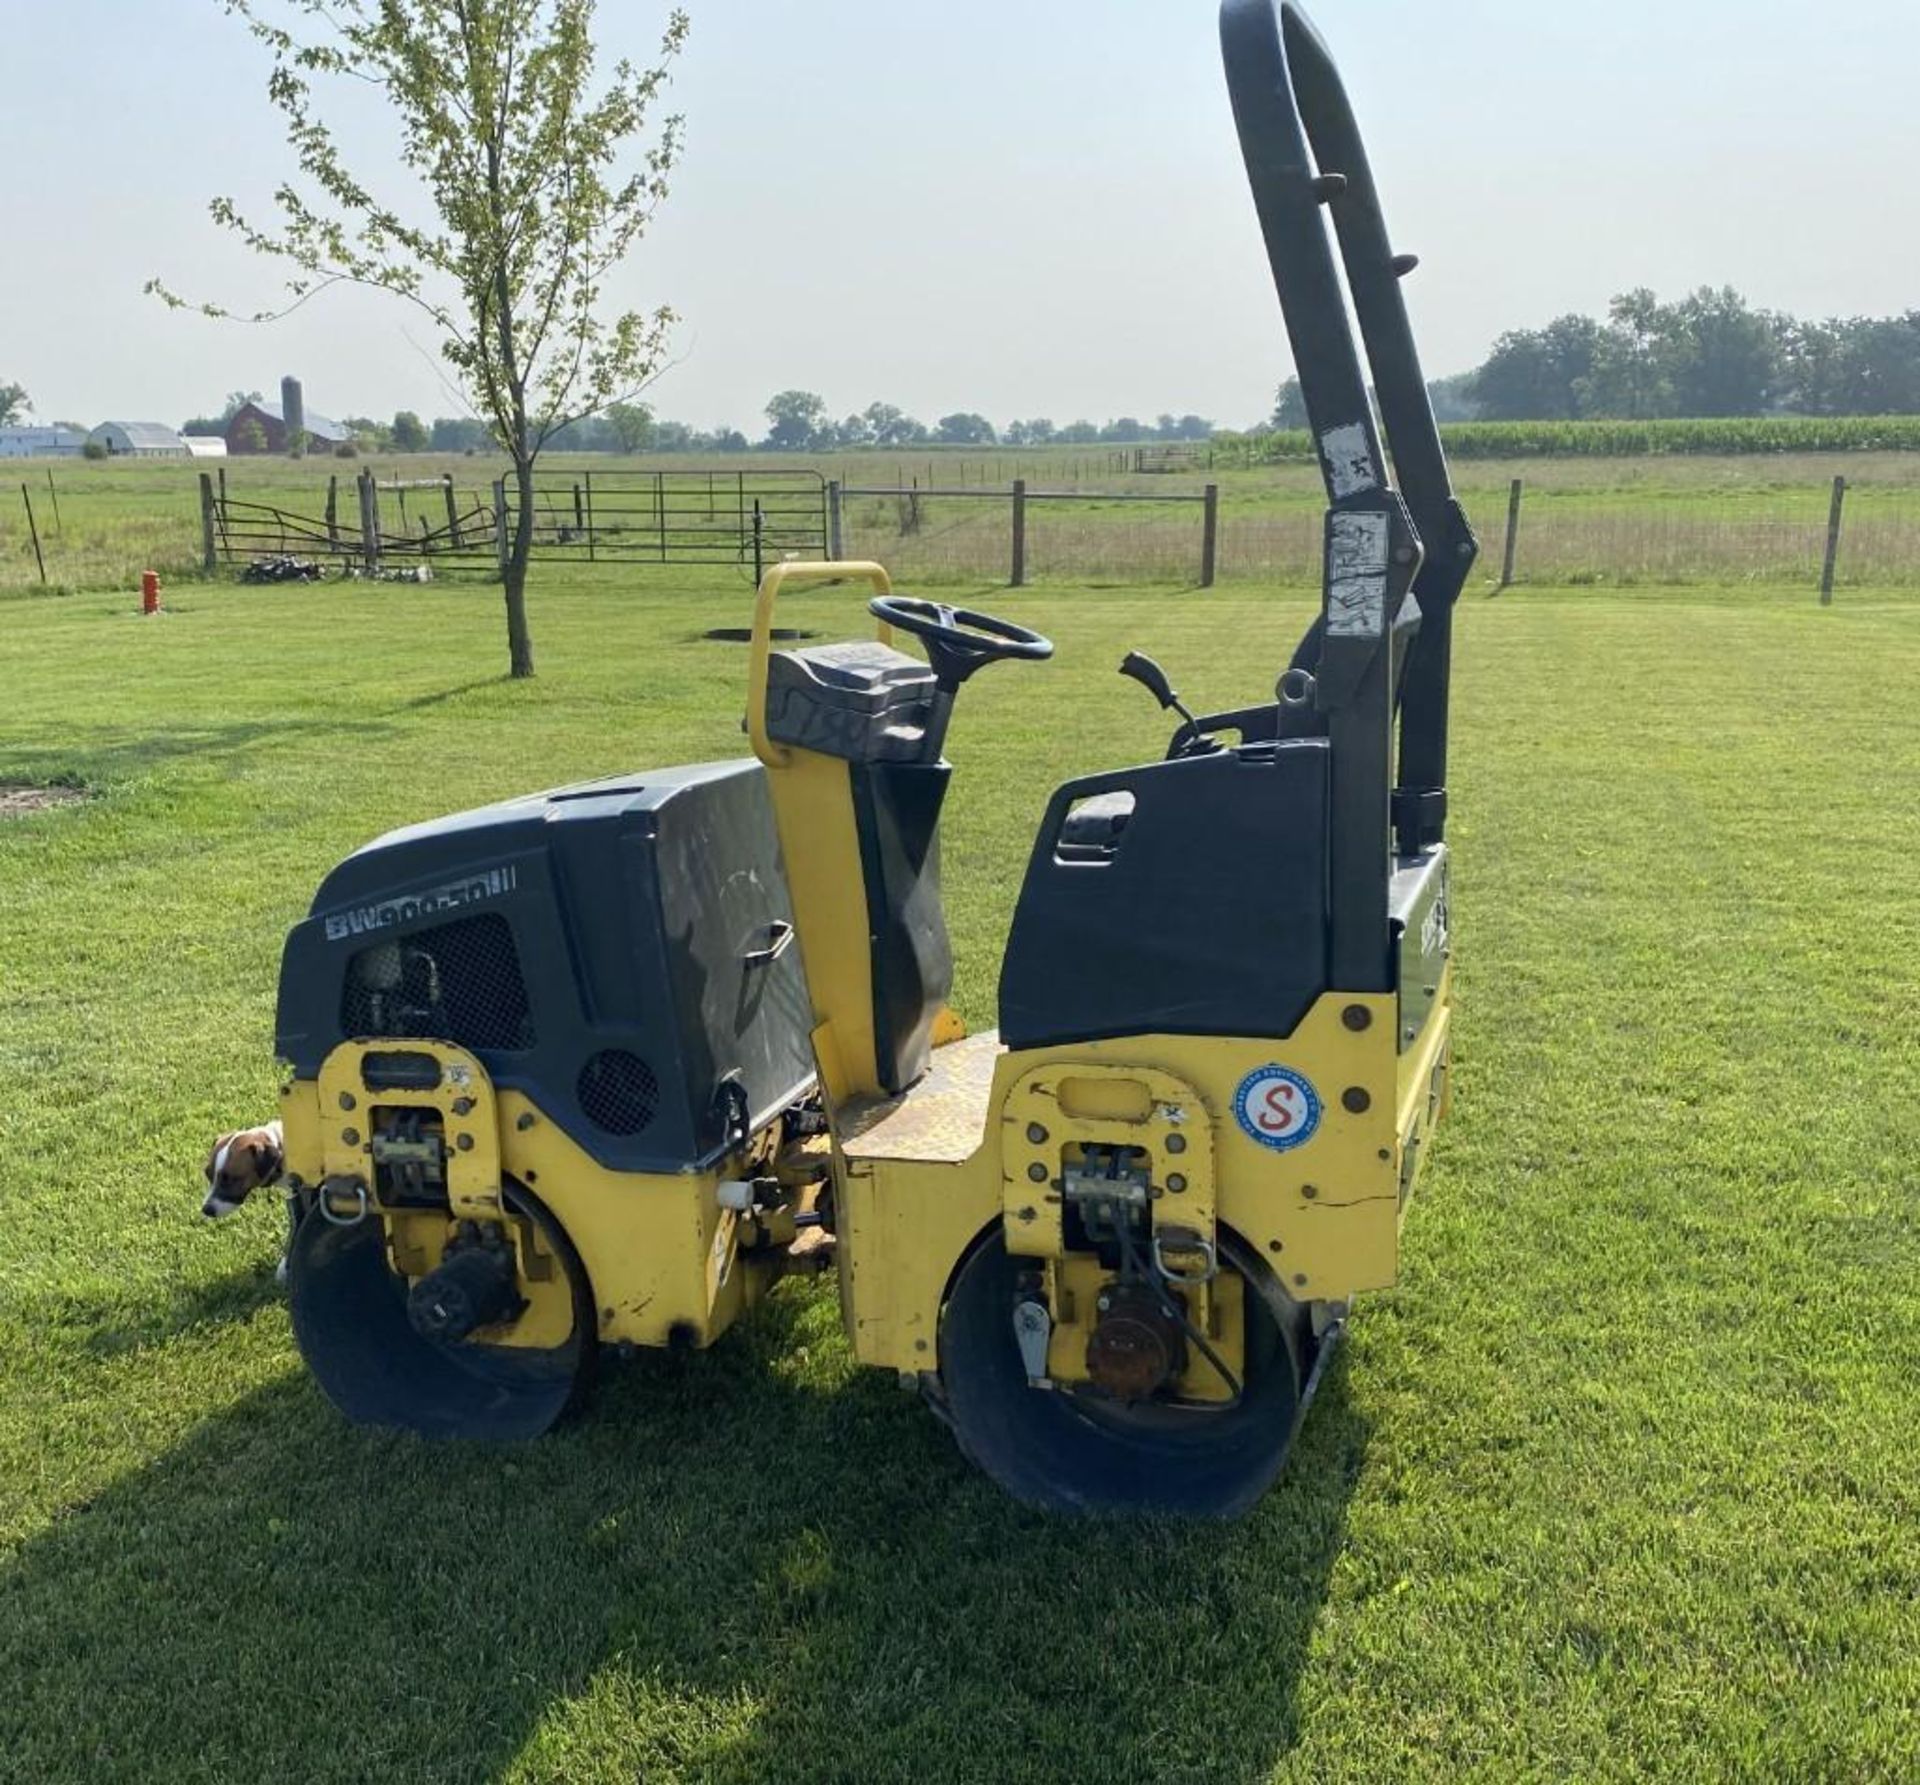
[1238, 414, 1920, 463]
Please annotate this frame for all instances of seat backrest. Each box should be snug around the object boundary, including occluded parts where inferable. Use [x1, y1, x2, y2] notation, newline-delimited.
[764, 641, 955, 1094]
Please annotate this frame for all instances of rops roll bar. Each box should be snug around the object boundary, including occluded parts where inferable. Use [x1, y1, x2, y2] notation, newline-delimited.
[1220, 0, 1477, 988]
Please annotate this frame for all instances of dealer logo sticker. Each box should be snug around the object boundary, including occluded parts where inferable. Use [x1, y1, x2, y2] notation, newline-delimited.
[1233, 1064, 1321, 1152]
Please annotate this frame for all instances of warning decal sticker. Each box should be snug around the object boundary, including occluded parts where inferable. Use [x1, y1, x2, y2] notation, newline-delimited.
[1326, 510, 1390, 638]
[1232, 1064, 1322, 1152]
[1319, 422, 1378, 498]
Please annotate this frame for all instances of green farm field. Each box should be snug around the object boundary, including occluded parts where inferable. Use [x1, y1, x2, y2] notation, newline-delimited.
[1, 559, 1917, 1780]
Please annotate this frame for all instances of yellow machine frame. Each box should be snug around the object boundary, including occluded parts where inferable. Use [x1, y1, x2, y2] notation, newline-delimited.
[743, 563, 1452, 1397]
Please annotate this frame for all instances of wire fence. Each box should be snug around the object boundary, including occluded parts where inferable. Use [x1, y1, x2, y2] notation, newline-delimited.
[841, 475, 1920, 590]
[4, 460, 1919, 596]
[1466, 476, 1920, 591]
[837, 485, 1216, 585]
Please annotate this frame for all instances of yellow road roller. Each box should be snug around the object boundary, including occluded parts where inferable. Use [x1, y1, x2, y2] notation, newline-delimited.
[255, 0, 1475, 1514]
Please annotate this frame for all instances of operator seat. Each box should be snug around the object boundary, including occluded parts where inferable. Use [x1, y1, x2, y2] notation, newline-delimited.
[763, 640, 953, 1093]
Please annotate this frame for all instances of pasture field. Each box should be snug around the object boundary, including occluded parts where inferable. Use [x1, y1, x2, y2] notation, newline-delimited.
[2, 565, 1918, 1782]
[7, 445, 1920, 595]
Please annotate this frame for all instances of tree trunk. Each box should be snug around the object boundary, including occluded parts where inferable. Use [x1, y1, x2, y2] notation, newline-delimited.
[503, 455, 537, 678]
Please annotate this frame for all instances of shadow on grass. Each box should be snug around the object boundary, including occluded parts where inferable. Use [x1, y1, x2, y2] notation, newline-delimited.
[0, 715, 399, 788]
[392, 677, 514, 712]
[0, 1285, 1366, 1784]
[82, 1262, 286, 1361]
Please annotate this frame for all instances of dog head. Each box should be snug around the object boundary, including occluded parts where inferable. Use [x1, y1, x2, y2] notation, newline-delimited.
[202, 1123, 285, 1218]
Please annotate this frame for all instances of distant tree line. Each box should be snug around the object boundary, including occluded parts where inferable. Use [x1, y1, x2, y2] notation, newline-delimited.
[170, 390, 1219, 454]
[1263, 290, 1920, 432]
[1267, 372, 1481, 433]
[1458, 289, 1920, 424]
[754, 392, 1214, 452]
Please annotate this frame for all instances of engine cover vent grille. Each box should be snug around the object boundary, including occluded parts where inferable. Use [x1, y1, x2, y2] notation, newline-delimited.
[577, 1050, 659, 1136]
[340, 913, 534, 1052]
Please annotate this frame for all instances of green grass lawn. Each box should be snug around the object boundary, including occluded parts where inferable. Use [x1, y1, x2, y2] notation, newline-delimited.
[2, 569, 1917, 1782]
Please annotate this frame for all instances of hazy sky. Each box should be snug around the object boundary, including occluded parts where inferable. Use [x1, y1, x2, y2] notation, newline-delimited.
[7, 0, 1919, 434]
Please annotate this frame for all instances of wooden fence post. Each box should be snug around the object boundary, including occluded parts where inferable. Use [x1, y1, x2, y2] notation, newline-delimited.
[827, 479, 844, 559]
[494, 478, 510, 577]
[1819, 474, 1846, 605]
[325, 475, 340, 552]
[199, 472, 218, 571]
[443, 473, 462, 549]
[1010, 478, 1027, 587]
[20, 484, 46, 586]
[358, 469, 381, 572]
[1497, 477, 1523, 590]
[1199, 482, 1219, 587]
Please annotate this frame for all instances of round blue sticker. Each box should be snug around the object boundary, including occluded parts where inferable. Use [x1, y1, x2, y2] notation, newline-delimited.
[1232, 1064, 1321, 1152]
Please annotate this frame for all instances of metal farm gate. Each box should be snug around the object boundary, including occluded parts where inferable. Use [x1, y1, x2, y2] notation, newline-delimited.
[204, 467, 827, 577]
[503, 469, 827, 567]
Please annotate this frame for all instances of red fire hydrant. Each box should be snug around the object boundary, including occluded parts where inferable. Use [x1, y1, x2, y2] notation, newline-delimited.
[141, 570, 161, 615]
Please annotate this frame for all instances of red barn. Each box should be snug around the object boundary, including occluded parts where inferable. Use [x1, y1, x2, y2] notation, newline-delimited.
[225, 400, 350, 455]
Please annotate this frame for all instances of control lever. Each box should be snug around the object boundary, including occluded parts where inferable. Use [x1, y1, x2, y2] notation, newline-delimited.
[1118, 651, 1199, 730]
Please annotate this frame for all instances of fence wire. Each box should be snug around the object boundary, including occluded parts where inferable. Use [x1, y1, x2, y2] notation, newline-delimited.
[5, 462, 1920, 596]
[1477, 482, 1920, 587]
[839, 489, 1211, 585]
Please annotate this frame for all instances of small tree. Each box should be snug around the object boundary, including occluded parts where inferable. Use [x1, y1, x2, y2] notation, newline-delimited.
[152, 0, 689, 678]
[606, 400, 655, 453]
[391, 410, 430, 452]
[863, 402, 923, 447]
[934, 411, 995, 445]
[0, 383, 29, 426]
[764, 390, 828, 450]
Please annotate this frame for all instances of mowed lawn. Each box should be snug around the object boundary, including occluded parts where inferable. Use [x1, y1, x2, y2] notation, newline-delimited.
[1, 566, 1916, 1783]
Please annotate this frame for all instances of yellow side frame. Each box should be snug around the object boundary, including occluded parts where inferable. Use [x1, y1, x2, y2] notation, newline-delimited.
[838, 984, 1451, 1373]
[280, 1043, 781, 1353]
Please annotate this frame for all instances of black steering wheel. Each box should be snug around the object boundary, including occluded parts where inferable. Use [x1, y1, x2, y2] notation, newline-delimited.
[869, 595, 1054, 688]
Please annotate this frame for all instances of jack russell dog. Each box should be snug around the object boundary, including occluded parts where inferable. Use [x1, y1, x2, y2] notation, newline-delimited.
[202, 1121, 298, 1281]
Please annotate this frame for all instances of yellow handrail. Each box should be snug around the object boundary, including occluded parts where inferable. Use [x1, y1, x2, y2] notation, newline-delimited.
[746, 560, 895, 766]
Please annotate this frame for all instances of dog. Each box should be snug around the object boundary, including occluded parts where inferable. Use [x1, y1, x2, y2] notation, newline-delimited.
[202, 1120, 285, 1218]
[202, 1120, 299, 1283]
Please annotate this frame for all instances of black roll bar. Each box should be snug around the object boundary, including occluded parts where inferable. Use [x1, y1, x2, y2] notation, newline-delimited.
[1220, 0, 1477, 990]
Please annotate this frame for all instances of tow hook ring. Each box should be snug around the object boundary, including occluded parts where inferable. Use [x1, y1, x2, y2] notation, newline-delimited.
[318, 1178, 370, 1227]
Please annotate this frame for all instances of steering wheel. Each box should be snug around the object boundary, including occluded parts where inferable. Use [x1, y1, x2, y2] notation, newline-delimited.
[869, 595, 1054, 688]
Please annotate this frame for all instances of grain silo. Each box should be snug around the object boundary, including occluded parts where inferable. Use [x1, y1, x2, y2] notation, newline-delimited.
[281, 376, 306, 451]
